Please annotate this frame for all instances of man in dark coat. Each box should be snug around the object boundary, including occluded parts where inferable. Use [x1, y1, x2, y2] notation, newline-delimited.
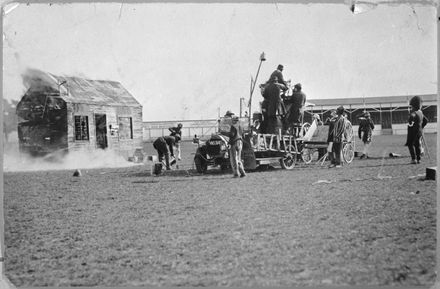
[325, 110, 337, 166]
[269, 64, 288, 89]
[285, 83, 307, 127]
[328, 106, 346, 168]
[358, 111, 375, 159]
[153, 135, 179, 170]
[405, 96, 428, 164]
[169, 123, 183, 138]
[262, 76, 284, 134]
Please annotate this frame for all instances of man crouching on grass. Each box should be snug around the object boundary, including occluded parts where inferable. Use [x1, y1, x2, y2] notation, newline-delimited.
[153, 135, 180, 170]
[222, 113, 246, 178]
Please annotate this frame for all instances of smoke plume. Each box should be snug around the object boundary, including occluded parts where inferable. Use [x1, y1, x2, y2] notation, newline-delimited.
[21, 68, 61, 94]
[4, 144, 138, 172]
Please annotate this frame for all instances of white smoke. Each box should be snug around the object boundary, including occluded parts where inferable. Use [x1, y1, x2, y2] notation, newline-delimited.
[3, 144, 138, 172]
[21, 68, 60, 93]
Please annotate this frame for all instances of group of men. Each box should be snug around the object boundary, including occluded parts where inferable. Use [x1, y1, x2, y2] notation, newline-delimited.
[356, 94, 428, 165]
[322, 106, 373, 168]
[260, 64, 307, 135]
[325, 94, 428, 167]
[152, 64, 429, 173]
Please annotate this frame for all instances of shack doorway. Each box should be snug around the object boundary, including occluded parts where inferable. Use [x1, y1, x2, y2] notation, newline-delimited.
[95, 114, 108, 149]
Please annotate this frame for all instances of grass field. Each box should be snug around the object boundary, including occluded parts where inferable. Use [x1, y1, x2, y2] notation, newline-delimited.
[3, 133, 437, 286]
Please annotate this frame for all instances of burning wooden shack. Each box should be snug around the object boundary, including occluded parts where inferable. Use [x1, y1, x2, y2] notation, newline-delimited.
[17, 70, 143, 159]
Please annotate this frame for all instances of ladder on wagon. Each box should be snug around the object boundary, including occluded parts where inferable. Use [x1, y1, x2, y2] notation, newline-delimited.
[254, 133, 296, 153]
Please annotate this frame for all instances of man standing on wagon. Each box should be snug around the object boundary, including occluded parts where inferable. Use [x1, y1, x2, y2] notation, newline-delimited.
[270, 64, 288, 89]
[285, 83, 307, 130]
[262, 76, 285, 134]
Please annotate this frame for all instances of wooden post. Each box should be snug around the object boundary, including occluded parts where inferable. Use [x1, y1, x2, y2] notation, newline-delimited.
[248, 52, 266, 129]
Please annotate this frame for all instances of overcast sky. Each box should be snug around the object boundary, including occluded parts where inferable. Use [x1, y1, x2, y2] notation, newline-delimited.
[2, 2, 437, 121]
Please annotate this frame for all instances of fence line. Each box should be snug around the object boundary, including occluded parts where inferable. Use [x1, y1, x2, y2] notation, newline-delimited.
[143, 119, 219, 141]
[144, 110, 438, 141]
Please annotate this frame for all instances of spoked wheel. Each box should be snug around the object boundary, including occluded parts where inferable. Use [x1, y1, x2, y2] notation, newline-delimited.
[280, 144, 297, 170]
[342, 142, 355, 164]
[344, 120, 354, 142]
[301, 147, 317, 164]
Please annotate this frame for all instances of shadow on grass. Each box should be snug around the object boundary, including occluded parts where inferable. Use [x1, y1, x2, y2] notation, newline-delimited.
[128, 165, 286, 180]
[126, 158, 428, 181]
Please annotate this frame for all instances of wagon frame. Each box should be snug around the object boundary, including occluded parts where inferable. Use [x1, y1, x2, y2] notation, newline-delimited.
[248, 132, 299, 170]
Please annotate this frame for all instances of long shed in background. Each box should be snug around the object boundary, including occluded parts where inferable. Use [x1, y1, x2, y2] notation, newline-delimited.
[306, 94, 437, 135]
[16, 70, 143, 159]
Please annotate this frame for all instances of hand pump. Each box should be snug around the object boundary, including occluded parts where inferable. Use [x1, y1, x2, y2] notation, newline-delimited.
[248, 52, 266, 128]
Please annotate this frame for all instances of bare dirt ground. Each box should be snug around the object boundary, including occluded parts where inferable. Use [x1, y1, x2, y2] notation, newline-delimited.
[3, 134, 437, 287]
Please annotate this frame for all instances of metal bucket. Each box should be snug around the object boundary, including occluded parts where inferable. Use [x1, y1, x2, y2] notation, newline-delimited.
[153, 162, 163, 175]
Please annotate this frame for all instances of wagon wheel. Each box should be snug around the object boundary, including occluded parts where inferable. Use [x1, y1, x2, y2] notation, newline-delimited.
[194, 154, 208, 173]
[280, 144, 297, 170]
[300, 122, 311, 137]
[344, 120, 354, 142]
[301, 147, 315, 164]
[342, 142, 355, 164]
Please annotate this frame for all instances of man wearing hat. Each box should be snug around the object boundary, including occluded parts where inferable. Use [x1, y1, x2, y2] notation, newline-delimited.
[153, 135, 179, 170]
[328, 106, 346, 168]
[358, 111, 375, 159]
[220, 113, 246, 177]
[325, 110, 337, 165]
[224, 110, 234, 117]
[229, 116, 246, 177]
[285, 83, 307, 128]
[269, 64, 288, 89]
[169, 123, 183, 138]
[169, 123, 183, 160]
[405, 96, 428, 164]
[261, 76, 285, 134]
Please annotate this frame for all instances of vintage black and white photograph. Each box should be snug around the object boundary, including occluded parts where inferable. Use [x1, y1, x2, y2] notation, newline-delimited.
[2, 0, 437, 287]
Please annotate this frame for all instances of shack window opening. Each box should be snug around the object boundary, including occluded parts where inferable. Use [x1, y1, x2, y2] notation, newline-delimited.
[118, 117, 133, 139]
[74, 115, 89, 140]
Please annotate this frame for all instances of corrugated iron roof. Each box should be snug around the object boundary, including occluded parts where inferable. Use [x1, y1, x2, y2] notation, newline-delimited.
[308, 94, 437, 107]
[52, 74, 141, 107]
[25, 70, 141, 107]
